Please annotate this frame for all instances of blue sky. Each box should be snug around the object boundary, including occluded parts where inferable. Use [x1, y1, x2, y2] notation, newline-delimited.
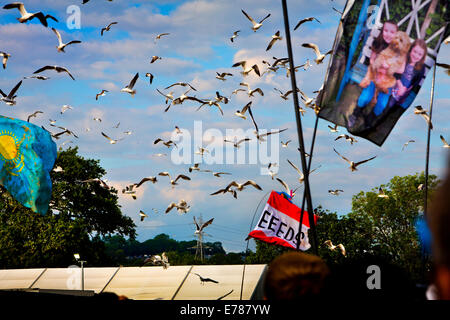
[0, 0, 449, 253]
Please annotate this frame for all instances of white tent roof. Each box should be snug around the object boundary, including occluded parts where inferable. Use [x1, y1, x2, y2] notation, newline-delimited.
[0, 264, 267, 300]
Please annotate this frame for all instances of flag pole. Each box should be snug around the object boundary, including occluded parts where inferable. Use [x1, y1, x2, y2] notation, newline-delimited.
[281, 0, 318, 254]
[424, 62, 437, 217]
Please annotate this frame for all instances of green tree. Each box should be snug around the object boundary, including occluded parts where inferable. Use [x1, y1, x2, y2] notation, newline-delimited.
[0, 147, 136, 268]
[347, 172, 438, 282]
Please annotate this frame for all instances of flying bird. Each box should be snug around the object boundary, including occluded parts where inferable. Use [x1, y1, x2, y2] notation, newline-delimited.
[328, 124, 339, 133]
[154, 138, 177, 148]
[166, 199, 190, 214]
[436, 62, 450, 76]
[281, 140, 291, 148]
[27, 110, 43, 122]
[145, 72, 154, 84]
[154, 32, 170, 42]
[134, 176, 157, 188]
[0, 80, 22, 106]
[194, 273, 219, 285]
[241, 9, 270, 32]
[301, 43, 332, 64]
[240, 82, 264, 97]
[287, 159, 321, 183]
[335, 134, 358, 145]
[333, 148, 376, 172]
[224, 180, 262, 192]
[139, 210, 148, 222]
[232, 60, 260, 76]
[158, 172, 191, 186]
[324, 240, 346, 256]
[274, 87, 296, 100]
[223, 137, 251, 148]
[402, 139, 415, 151]
[80, 178, 110, 189]
[217, 290, 234, 300]
[33, 65, 75, 80]
[60, 104, 73, 114]
[150, 55, 162, 64]
[414, 106, 433, 129]
[377, 187, 389, 198]
[95, 89, 108, 100]
[0, 52, 11, 69]
[266, 30, 282, 51]
[165, 82, 197, 91]
[3, 2, 58, 27]
[121, 72, 139, 97]
[23, 75, 50, 80]
[294, 17, 321, 30]
[235, 101, 252, 120]
[101, 132, 123, 144]
[328, 189, 344, 196]
[440, 135, 450, 148]
[51, 28, 81, 52]
[230, 30, 240, 42]
[101, 21, 117, 36]
[216, 72, 233, 81]
[194, 216, 214, 234]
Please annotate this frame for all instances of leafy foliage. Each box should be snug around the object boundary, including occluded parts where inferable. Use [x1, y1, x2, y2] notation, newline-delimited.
[0, 147, 136, 268]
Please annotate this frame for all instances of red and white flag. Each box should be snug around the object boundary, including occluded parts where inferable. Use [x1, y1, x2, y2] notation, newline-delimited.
[247, 191, 317, 251]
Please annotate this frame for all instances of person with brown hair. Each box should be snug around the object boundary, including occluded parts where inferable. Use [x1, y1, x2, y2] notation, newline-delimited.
[263, 251, 329, 300]
[427, 157, 450, 300]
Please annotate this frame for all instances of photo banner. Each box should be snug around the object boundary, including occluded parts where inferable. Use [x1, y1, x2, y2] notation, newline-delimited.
[247, 191, 318, 251]
[318, 0, 449, 146]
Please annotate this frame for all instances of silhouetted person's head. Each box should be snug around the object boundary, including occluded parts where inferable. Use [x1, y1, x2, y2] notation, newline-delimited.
[428, 158, 450, 299]
[263, 251, 329, 300]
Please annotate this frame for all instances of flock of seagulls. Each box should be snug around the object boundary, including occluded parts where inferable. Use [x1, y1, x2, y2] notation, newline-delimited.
[1, 1, 448, 272]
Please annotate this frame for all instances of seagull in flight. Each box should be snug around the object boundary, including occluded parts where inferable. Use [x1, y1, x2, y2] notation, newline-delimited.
[51, 28, 81, 52]
[235, 101, 252, 120]
[133, 176, 158, 188]
[101, 21, 117, 36]
[60, 104, 73, 114]
[121, 72, 139, 97]
[150, 55, 162, 64]
[294, 17, 321, 30]
[224, 137, 251, 148]
[194, 273, 219, 285]
[232, 60, 261, 77]
[3, 2, 58, 27]
[266, 30, 282, 51]
[328, 189, 344, 196]
[287, 159, 321, 183]
[0, 80, 22, 106]
[154, 138, 177, 148]
[241, 9, 271, 32]
[0, 52, 11, 69]
[101, 132, 123, 144]
[143, 252, 170, 269]
[335, 134, 358, 145]
[377, 186, 389, 198]
[414, 106, 433, 129]
[95, 89, 108, 100]
[33, 65, 75, 80]
[154, 32, 170, 42]
[240, 82, 264, 97]
[301, 43, 332, 64]
[402, 139, 415, 151]
[194, 216, 214, 234]
[165, 82, 197, 91]
[230, 30, 240, 42]
[139, 210, 148, 222]
[224, 180, 262, 192]
[158, 172, 191, 186]
[324, 240, 346, 256]
[216, 72, 233, 81]
[247, 105, 287, 141]
[145, 73, 154, 84]
[27, 110, 43, 122]
[333, 148, 376, 172]
[440, 135, 450, 148]
[166, 199, 190, 214]
[328, 124, 339, 133]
